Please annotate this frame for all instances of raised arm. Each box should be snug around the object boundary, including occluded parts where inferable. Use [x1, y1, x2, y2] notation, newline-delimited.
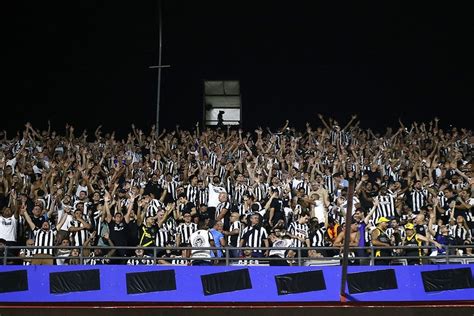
[317, 114, 332, 131]
[157, 203, 174, 228]
[427, 199, 437, 237]
[416, 234, 441, 249]
[21, 205, 36, 231]
[342, 114, 357, 132]
[364, 198, 379, 225]
[104, 191, 112, 223]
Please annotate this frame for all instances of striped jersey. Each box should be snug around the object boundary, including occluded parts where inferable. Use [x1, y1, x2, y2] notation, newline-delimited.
[33, 228, 57, 255]
[177, 222, 198, 244]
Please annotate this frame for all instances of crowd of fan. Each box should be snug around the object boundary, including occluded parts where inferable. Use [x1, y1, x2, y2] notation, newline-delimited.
[0, 115, 473, 266]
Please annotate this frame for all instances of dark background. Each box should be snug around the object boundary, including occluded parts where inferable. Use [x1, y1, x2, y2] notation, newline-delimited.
[3, 1, 473, 138]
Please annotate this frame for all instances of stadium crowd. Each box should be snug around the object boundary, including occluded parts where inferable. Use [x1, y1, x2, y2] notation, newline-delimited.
[0, 115, 473, 266]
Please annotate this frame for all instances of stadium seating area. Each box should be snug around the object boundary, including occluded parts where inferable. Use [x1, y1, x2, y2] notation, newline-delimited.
[0, 116, 472, 265]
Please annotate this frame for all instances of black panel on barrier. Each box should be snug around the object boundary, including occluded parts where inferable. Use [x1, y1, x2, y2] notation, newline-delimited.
[50, 269, 100, 294]
[275, 270, 326, 295]
[421, 268, 474, 292]
[201, 269, 252, 295]
[0, 270, 28, 293]
[347, 269, 398, 294]
[126, 270, 176, 294]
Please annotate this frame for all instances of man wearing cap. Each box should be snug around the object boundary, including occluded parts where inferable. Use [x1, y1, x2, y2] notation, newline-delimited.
[371, 216, 392, 265]
[403, 223, 441, 265]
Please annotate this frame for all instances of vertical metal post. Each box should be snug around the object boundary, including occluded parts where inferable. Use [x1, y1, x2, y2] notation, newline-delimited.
[155, 0, 163, 134]
[297, 248, 302, 266]
[445, 245, 450, 264]
[153, 247, 157, 265]
[370, 245, 374, 266]
[340, 179, 355, 301]
[225, 248, 230, 266]
[80, 246, 84, 264]
[3, 246, 8, 265]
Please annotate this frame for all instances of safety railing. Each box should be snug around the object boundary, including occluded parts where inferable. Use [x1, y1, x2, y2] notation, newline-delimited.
[1, 244, 473, 266]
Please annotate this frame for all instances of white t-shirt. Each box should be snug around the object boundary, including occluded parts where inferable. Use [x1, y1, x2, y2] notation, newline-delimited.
[269, 238, 292, 258]
[0, 215, 17, 242]
[208, 183, 226, 207]
[190, 229, 214, 259]
[313, 201, 326, 224]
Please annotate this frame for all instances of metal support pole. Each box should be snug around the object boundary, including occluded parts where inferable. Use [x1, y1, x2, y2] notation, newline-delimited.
[3, 246, 7, 265]
[445, 245, 449, 264]
[340, 178, 355, 301]
[155, 0, 163, 134]
[370, 245, 374, 266]
[80, 246, 84, 264]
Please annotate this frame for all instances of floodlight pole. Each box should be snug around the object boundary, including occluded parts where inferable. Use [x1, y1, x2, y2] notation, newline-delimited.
[149, 0, 171, 135]
[340, 178, 355, 301]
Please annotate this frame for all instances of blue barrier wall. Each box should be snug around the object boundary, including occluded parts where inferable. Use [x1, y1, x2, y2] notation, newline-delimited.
[0, 265, 473, 303]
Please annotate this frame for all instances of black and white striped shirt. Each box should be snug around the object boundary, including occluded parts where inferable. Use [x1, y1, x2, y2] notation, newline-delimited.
[240, 226, 268, 251]
[33, 228, 57, 255]
[162, 181, 179, 201]
[238, 204, 252, 217]
[165, 160, 175, 175]
[177, 222, 198, 244]
[451, 225, 471, 241]
[155, 229, 170, 248]
[209, 152, 218, 169]
[228, 220, 242, 247]
[386, 227, 406, 244]
[68, 219, 90, 247]
[296, 181, 311, 196]
[323, 175, 335, 195]
[311, 227, 327, 247]
[186, 185, 199, 204]
[375, 195, 396, 223]
[252, 183, 268, 203]
[215, 201, 231, 222]
[410, 189, 427, 214]
[233, 184, 248, 204]
[438, 191, 448, 209]
[196, 188, 209, 206]
[288, 222, 309, 248]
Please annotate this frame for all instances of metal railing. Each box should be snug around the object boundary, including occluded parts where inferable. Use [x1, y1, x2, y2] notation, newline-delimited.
[1, 244, 473, 266]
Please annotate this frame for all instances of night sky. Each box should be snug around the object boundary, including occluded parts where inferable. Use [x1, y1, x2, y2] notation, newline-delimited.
[4, 1, 473, 138]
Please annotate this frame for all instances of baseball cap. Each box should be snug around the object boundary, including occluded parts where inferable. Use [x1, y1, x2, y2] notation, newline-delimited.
[377, 217, 390, 224]
[404, 223, 415, 230]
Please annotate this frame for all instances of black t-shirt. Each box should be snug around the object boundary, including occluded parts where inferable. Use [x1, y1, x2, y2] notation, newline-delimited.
[269, 198, 285, 225]
[32, 215, 47, 229]
[270, 198, 284, 213]
[415, 224, 426, 237]
[127, 220, 139, 247]
[181, 202, 196, 215]
[138, 224, 158, 247]
[108, 221, 129, 246]
[366, 170, 381, 184]
[144, 181, 163, 199]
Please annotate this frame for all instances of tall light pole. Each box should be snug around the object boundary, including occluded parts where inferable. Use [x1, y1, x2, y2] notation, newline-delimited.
[149, 0, 170, 135]
[340, 178, 355, 302]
